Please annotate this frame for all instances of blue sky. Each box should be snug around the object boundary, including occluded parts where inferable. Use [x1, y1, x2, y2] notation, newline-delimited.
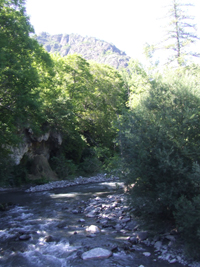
[26, 0, 200, 64]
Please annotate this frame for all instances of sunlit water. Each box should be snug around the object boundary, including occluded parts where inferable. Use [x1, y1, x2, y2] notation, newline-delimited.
[0, 182, 188, 267]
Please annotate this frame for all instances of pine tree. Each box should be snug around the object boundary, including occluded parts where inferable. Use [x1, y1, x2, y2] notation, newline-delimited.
[159, 0, 200, 65]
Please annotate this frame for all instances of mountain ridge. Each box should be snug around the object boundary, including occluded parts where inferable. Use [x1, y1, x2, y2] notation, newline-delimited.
[36, 32, 130, 69]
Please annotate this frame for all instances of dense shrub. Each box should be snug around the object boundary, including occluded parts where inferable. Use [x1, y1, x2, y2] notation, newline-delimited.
[120, 69, 200, 258]
[0, 150, 14, 186]
[50, 154, 77, 179]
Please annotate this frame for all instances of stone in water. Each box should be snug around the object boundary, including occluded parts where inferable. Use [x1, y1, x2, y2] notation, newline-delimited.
[82, 247, 112, 260]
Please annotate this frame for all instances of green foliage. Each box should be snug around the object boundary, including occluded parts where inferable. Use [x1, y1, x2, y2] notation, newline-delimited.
[78, 148, 102, 175]
[0, 150, 14, 186]
[0, 0, 53, 147]
[102, 154, 122, 177]
[0, 152, 32, 186]
[120, 67, 200, 256]
[121, 59, 151, 108]
[175, 193, 200, 259]
[11, 156, 31, 186]
[0, 0, 125, 184]
[33, 176, 49, 185]
[46, 54, 126, 173]
[50, 154, 77, 179]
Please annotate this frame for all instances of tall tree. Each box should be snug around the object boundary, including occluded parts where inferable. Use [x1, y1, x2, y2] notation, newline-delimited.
[159, 0, 200, 65]
[0, 0, 52, 147]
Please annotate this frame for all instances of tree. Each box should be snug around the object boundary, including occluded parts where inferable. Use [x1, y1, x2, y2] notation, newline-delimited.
[158, 0, 200, 65]
[0, 0, 53, 147]
[120, 67, 200, 258]
[121, 59, 151, 109]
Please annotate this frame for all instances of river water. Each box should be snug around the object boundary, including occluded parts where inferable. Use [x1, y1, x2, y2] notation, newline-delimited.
[0, 182, 190, 267]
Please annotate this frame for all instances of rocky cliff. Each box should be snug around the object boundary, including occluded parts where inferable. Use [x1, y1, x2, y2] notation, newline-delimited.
[36, 32, 130, 69]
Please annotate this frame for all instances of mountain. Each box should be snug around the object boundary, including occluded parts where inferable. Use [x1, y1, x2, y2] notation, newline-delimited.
[36, 32, 130, 69]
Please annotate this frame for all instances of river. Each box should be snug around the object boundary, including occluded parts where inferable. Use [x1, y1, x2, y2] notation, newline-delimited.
[0, 181, 193, 267]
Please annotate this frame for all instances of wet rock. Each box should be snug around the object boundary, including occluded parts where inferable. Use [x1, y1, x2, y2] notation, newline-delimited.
[11, 242, 28, 252]
[78, 218, 85, 223]
[86, 211, 96, 218]
[77, 250, 83, 258]
[57, 221, 67, 228]
[72, 209, 79, 214]
[129, 235, 138, 244]
[143, 239, 152, 246]
[122, 241, 132, 250]
[124, 220, 138, 231]
[44, 235, 54, 242]
[19, 234, 31, 241]
[85, 225, 101, 234]
[115, 223, 123, 231]
[81, 247, 112, 260]
[169, 258, 177, 263]
[86, 233, 96, 238]
[109, 244, 118, 252]
[143, 252, 151, 257]
[165, 235, 176, 242]
[154, 241, 162, 251]
[137, 231, 148, 241]
[121, 216, 131, 223]
[98, 219, 108, 225]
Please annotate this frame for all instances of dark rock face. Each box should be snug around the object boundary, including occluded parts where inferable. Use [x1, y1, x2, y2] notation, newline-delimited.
[10, 129, 62, 181]
[28, 155, 57, 181]
[36, 32, 130, 69]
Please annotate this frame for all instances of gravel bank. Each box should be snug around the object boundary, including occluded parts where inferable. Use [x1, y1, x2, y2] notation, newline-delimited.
[25, 174, 119, 192]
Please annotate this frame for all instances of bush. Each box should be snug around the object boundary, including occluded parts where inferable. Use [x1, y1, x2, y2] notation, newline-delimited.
[50, 154, 77, 179]
[79, 156, 102, 175]
[120, 68, 200, 257]
[0, 150, 15, 186]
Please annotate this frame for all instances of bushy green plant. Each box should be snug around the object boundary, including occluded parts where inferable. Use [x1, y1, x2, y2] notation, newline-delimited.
[78, 147, 102, 175]
[0, 150, 14, 186]
[175, 192, 200, 259]
[102, 154, 122, 177]
[120, 68, 200, 257]
[79, 156, 102, 175]
[50, 154, 77, 179]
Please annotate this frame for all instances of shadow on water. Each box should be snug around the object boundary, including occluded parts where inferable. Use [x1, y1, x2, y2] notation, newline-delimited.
[0, 182, 188, 267]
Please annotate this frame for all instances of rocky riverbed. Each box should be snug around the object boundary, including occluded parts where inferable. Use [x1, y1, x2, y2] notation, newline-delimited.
[0, 175, 199, 267]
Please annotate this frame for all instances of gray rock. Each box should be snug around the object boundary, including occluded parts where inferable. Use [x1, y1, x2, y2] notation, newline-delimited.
[154, 241, 162, 251]
[165, 235, 176, 242]
[169, 259, 176, 263]
[78, 218, 85, 223]
[82, 247, 112, 260]
[115, 223, 123, 231]
[86, 211, 96, 218]
[72, 209, 79, 214]
[129, 236, 138, 244]
[124, 220, 138, 231]
[37, 33, 130, 70]
[137, 231, 148, 241]
[99, 219, 108, 225]
[19, 234, 31, 241]
[85, 225, 101, 234]
[121, 217, 131, 223]
[44, 235, 54, 242]
[143, 252, 151, 257]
